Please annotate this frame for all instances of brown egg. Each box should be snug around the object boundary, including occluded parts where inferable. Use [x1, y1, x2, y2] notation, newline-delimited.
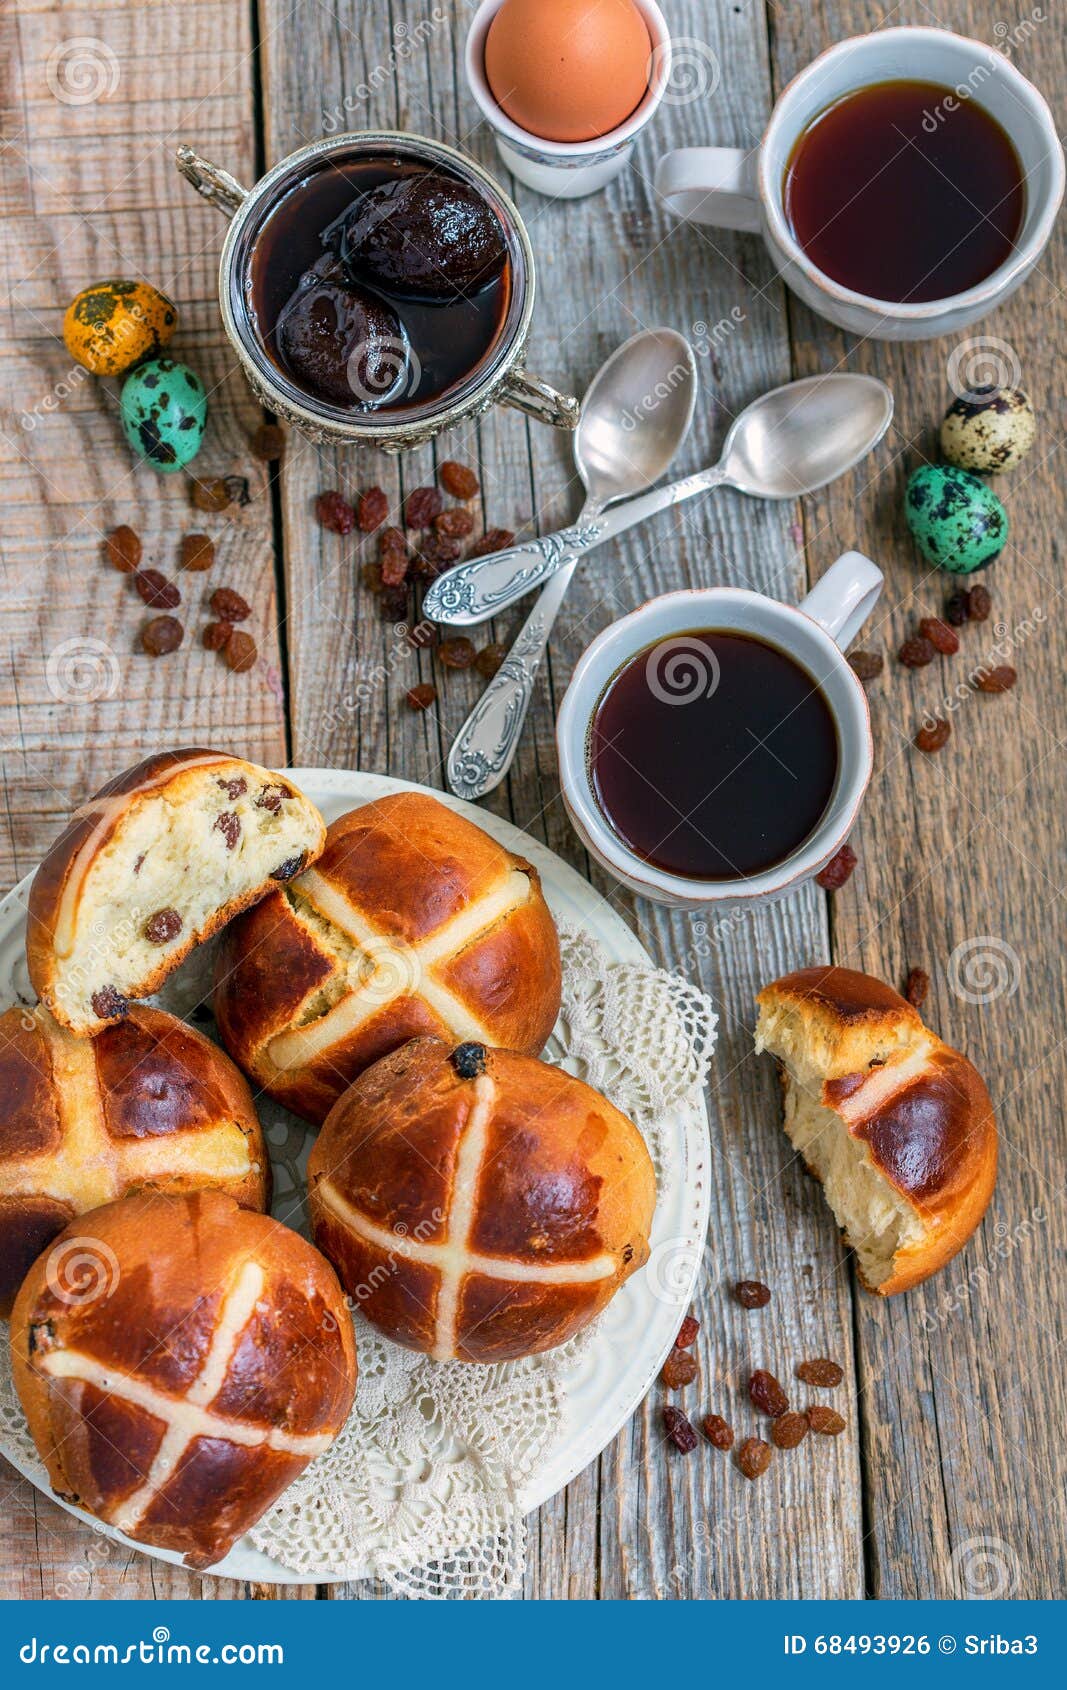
[485, 0, 651, 144]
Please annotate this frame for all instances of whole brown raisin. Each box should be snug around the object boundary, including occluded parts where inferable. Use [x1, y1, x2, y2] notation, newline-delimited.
[91, 986, 128, 1020]
[737, 1437, 772, 1480]
[467, 527, 515, 557]
[474, 642, 507, 679]
[223, 629, 257, 672]
[404, 486, 443, 529]
[435, 507, 475, 538]
[439, 461, 479, 499]
[203, 620, 234, 651]
[945, 591, 971, 626]
[106, 525, 142, 573]
[771, 1412, 810, 1449]
[380, 545, 409, 588]
[180, 533, 215, 572]
[362, 560, 383, 592]
[141, 616, 183, 655]
[966, 584, 992, 621]
[134, 569, 180, 609]
[815, 843, 857, 891]
[807, 1405, 846, 1435]
[919, 616, 960, 655]
[379, 524, 407, 559]
[674, 1315, 700, 1350]
[357, 487, 389, 532]
[660, 1350, 698, 1389]
[898, 635, 936, 668]
[702, 1414, 734, 1450]
[439, 636, 477, 670]
[904, 967, 930, 1009]
[976, 665, 1016, 693]
[143, 907, 182, 945]
[848, 650, 883, 682]
[405, 682, 437, 711]
[914, 717, 951, 753]
[252, 423, 286, 461]
[412, 533, 462, 579]
[749, 1369, 789, 1417]
[190, 476, 233, 513]
[380, 585, 410, 622]
[315, 490, 356, 534]
[662, 1406, 698, 1453]
[734, 1280, 771, 1309]
[795, 1358, 844, 1388]
[211, 586, 251, 622]
[271, 853, 307, 883]
[214, 811, 241, 850]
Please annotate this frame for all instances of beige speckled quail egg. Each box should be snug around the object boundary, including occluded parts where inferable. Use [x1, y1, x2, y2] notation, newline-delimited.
[940, 385, 1036, 473]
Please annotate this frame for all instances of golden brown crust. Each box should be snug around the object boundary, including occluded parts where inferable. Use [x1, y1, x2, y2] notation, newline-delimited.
[214, 793, 562, 1125]
[10, 1191, 356, 1570]
[307, 1037, 655, 1363]
[0, 1003, 269, 1315]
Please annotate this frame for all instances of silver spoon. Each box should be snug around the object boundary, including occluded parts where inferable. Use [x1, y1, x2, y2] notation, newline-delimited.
[426, 372, 894, 628]
[446, 328, 698, 802]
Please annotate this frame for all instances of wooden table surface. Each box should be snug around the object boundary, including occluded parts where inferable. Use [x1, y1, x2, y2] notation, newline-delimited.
[2, 0, 1065, 1602]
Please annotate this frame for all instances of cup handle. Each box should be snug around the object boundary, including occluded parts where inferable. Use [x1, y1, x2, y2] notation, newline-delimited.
[799, 551, 883, 650]
[654, 147, 761, 231]
[499, 368, 581, 430]
[175, 144, 248, 219]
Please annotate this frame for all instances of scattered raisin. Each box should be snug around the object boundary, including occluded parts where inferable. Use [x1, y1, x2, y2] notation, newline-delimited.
[919, 616, 960, 655]
[223, 630, 257, 672]
[439, 636, 477, 670]
[404, 486, 443, 529]
[674, 1315, 700, 1350]
[143, 907, 182, 945]
[380, 545, 409, 588]
[439, 461, 479, 499]
[380, 585, 410, 622]
[898, 635, 936, 668]
[405, 682, 437, 711]
[252, 422, 286, 461]
[315, 490, 356, 534]
[771, 1412, 810, 1449]
[412, 533, 461, 579]
[976, 665, 1016, 693]
[211, 586, 251, 622]
[467, 527, 515, 557]
[379, 524, 407, 558]
[180, 533, 215, 572]
[357, 487, 389, 532]
[737, 1437, 772, 1480]
[815, 843, 857, 891]
[795, 1359, 844, 1388]
[190, 476, 232, 513]
[141, 616, 183, 655]
[362, 560, 383, 592]
[734, 1280, 771, 1309]
[661, 1350, 698, 1389]
[106, 525, 142, 573]
[966, 584, 992, 621]
[134, 569, 180, 609]
[905, 967, 930, 1009]
[435, 507, 475, 538]
[848, 650, 883, 682]
[914, 717, 951, 753]
[270, 853, 307, 882]
[214, 811, 241, 850]
[807, 1405, 846, 1435]
[662, 1406, 698, 1453]
[702, 1414, 734, 1450]
[749, 1369, 789, 1417]
[203, 620, 234, 651]
[474, 642, 507, 679]
[945, 591, 971, 626]
[91, 986, 127, 1020]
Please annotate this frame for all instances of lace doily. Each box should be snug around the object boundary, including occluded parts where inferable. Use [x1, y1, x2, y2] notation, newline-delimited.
[0, 922, 716, 1598]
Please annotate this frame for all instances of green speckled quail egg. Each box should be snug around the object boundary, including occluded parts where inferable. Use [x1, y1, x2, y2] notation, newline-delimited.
[120, 357, 207, 473]
[905, 463, 1008, 573]
[940, 385, 1036, 474]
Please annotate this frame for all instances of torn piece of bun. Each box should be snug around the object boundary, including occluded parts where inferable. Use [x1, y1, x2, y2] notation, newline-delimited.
[755, 966, 996, 1295]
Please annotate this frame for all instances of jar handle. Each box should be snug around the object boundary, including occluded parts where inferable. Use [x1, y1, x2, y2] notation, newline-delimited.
[175, 145, 248, 219]
[499, 367, 580, 430]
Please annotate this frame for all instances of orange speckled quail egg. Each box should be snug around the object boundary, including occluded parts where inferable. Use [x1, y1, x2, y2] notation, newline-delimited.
[63, 279, 178, 377]
[485, 0, 652, 143]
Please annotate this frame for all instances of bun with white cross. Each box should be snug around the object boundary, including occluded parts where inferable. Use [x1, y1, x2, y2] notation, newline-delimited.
[11, 1190, 356, 1570]
[27, 748, 327, 1036]
[307, 1037, 656, 1362]
[755, 966, 997, 1295]
[0, 1002, 269, 1317]
[213, 791, 563, 1125]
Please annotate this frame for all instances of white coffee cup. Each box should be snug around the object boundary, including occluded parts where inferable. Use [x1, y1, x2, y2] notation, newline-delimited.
[556, 552, 882, 910]
[655, 25, 1064, 341]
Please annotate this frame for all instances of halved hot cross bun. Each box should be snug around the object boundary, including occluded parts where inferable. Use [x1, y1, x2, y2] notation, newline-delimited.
[213, 791, 562, 1124]
[27, 748, 326, 1035]
[755, 966, 997, 1295]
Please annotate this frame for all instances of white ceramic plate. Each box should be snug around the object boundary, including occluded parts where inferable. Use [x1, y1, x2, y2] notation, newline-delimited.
[0, 770, 710, 1584]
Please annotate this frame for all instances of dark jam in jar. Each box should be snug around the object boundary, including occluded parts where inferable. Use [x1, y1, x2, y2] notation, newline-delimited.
[247, 155, 511, 414]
